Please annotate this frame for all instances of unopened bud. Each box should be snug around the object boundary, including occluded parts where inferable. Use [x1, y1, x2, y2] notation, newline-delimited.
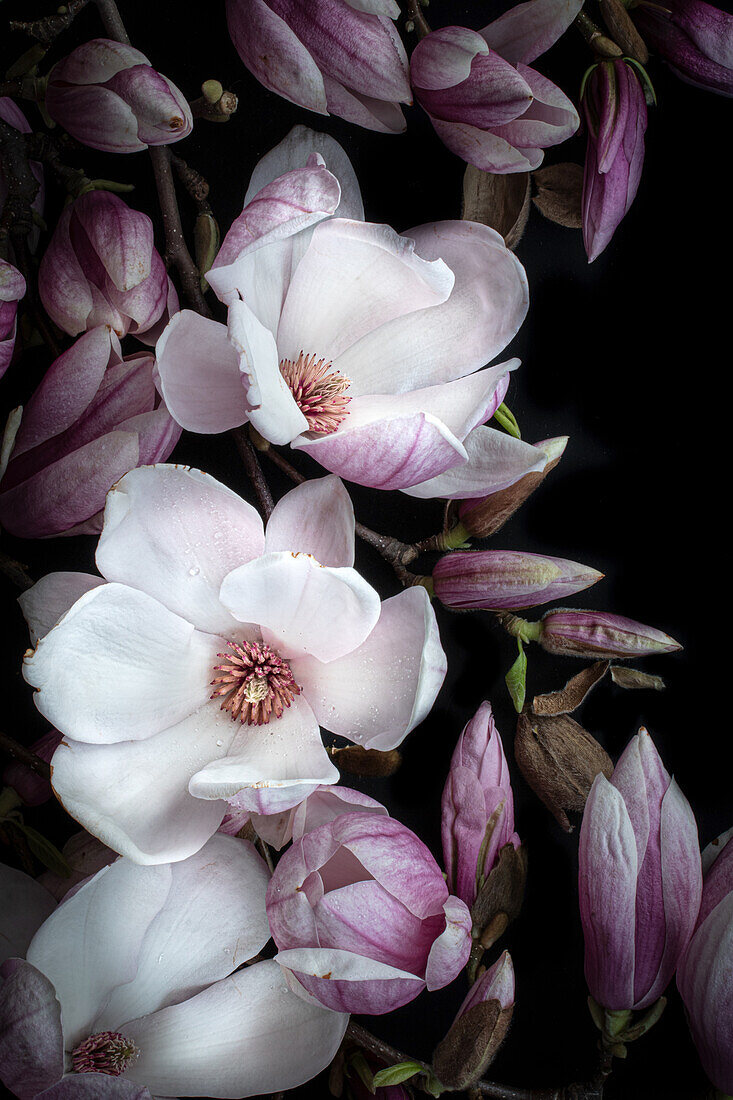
[471, 842, 527, 950]
[433, 549, 601, 611]
[456, 437, 567, 539]
[515, 712, 613, 831]
[538, 609, 682, 659]
[599, 0, 649, 63]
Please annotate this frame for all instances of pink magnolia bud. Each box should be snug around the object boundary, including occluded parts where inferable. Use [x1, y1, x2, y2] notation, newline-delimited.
[635, 0, 733, 96]
[38, 190, 177, 339]
[442, 701, 520, 909]
[582, 59, 648, 262]
[538, 608, 681, 659]
[267, 813, 471, 1014]
[579, 729, 702, 1011]
[1, 730, 61, 806]
[226, 0, 411, 134]
[411, 24, 579, 173]
[433, 549, 602, 611]
[0, 325, 181, 538]
[677, 829, 733, 1094]
[0, 260, 25, 380]
[46, 39, 192, 153]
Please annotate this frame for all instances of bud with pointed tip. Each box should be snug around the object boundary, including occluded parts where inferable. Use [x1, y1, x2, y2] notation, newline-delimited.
[0, 260, 25, 380]
[432, 951, 515, 1090]
[46, 39, 193, 153]
[433, 549, 602, 611]
[539, 608, 681, 659]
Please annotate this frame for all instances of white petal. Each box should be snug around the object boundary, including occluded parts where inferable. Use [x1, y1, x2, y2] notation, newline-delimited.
[265, 475, 355, 567]
[220, 551, 380, 662]
[0, 864, 56, 966]
[23, 583, 222, 744]
[122, 961, 347, 1098]
[403, 423, 547, 499]
[96, 465, 265, 636]
[18, 572, 104, 645]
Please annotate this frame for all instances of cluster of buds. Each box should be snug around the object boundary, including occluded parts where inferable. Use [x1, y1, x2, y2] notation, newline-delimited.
[0, 260, 25, 380]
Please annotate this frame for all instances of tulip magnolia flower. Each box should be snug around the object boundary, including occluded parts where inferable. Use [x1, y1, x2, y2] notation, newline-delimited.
[156, 125, 548, 500]
[21, 465, 445, 864]
[226, 0, 411, 132]
[579, 729, 702, 1011]
[46, 39, 193, 153]
[0, 326, 181, 539]
[0, 836, 348, 1097]
[39, 190, 177, 339]
[634, 0, 733, 97]
[411, 0, 583, 174]
[0, 259, 25, 380]
[267, 813, 472, 1014]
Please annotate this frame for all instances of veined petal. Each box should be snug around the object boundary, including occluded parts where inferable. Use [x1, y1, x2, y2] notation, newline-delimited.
[0, 866, 56, 966]
[322, 75, 407, 133]
[18, 572, 104, 646]
[492, 65, 579, 150]
[275, 947, 424, 1014]
[403, 424, 547, 499]
[429, 114, 543, 172]
[265, 475, 355, 566]
[481, 0, 584, 64]
[424, 895, 472, 990]
[0, 961, 63, 1100]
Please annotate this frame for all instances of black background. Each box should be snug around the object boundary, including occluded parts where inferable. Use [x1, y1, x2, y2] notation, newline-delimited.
[1, 1, 731, 1098]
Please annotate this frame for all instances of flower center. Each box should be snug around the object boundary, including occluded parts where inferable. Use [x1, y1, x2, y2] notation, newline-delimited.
[211, 640, 301, 725]
[280, 351, 351, 434]
[71, 1031, 138, 1076]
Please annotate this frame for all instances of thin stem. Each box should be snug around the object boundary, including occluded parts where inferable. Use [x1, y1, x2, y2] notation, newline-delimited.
[9, 0, 91, 47]
[405, 0, 431, 38]
[0, 731, 51, 779]
[232, 429, 274, 520]
[0, 550, 35, 591]
[93, 0, 130, 43]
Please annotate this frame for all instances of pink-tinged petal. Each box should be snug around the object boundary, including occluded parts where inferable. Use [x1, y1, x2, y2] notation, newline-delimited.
[0, 866, 56, 966]
[322, 74, 407, 133]
[123, 960, 347, 1096]
[293, 411, 467, 492]
[49, 39, 150, 84]
[111, 251, 168, 335]
[118, 406, 181, 468]
[265, 475, 355, 566]
[37, 1077, 152, 1099]
[45, 84, 144, 152]
[96, 464, 264, 636]
[154, 310, 248, 434]
[0, 259, 26, 302]
[429, 113, 543, 172]
[73, 192, 153, 293]
[244, 125, 364, 222]
[38, 207, 93, 336]
[220, 551, 380, 662]
[276, 947, 425, 1014]
[491, 65, 579, 150]
[189, 695, 338, 800]
[702, 826, 733, 878]
[403, 424, 547, 499]
[411, 26, 491, 90]
[228, 297, 309, 445]
[481, 0, 584, 64]
[0, 430, 141, 539]
[50, 706, 236, 864]
[443, 766, 493, 905]
[97, 836, 270, 1028]
[277, 218, 454, 365]
[23, 583, 222, 744]
[0, 960, 63, 1100]
[335, 221, 528, 393]
[226, 0, 328, 112]
[293, 587, 445, 750]
[579, 774, 638, 1010]
[18, 572, 105, 645]
[345, 0, 399, 13]
[104, 67, 192, 146]
[26, 861, 172, 1049]
[230, 783, 321, 817]
[291, 786, 388, 842]
[425, 895, 472, 990]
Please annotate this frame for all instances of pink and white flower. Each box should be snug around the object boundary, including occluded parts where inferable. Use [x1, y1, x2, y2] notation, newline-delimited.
[0, 836, 348, 1098]
[155, 126, 546, 499]
[21, 465, 446, 864]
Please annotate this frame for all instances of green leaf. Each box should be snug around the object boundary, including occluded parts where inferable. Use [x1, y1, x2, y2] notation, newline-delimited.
[372, 1061, 424, 1088]
[10, 821, 72, 877]
[424, 1069, 445, 1097]
[505, 637, 527, 713]
[348, 1051, 375, 1094]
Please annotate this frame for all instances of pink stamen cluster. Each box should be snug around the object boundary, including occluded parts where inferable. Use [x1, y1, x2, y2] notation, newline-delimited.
[71, 1031, 138, 1076]
[211, 640, 301, 725]
[280, 351, 351, 433]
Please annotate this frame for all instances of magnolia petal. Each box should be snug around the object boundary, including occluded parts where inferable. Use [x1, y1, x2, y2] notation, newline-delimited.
[322, 74, 407, 134]
[18, 572, 105, 646]
[411, 25, 490, 90]
[293, 587, 446, 750]
[481, 0, 585, 65]
[230, 783, 321, 817]
[430, 114, 543, 173]
[0, 960, 63, 1100]
[424, 895, 472, 990]
[403, 423, 547, 499]
[96, 464, 265, 636]
[0, 866, 56, 966]
[23, 583, 222, 744]
[37, 1076, 153, 1099]
[265, 475, 355, 567]
[492, 65, 579, 150]
[275, 947, 424, 1014]
[123, 960, 347, 1096]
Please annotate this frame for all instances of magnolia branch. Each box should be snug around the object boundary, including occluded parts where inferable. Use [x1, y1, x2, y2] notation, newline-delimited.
[232, 429, 274, 520]
[0, 730, 51, 779]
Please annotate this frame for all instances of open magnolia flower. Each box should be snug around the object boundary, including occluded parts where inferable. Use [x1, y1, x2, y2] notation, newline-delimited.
[0, 836, 348, 1097]
[156, 126, 547, 499]
[21, 465, 446, 864]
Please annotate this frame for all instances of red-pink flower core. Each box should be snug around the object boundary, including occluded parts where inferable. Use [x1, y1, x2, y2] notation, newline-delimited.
[280, 351, 351, 434]
[211, 640, 301, 725]
[71, 1031, 138, 1076]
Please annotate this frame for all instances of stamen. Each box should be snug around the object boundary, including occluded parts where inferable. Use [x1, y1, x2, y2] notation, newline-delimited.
[71, 1031, 138, 1076]
[280, 351, 351, 434]
[211, 640, 301, 725]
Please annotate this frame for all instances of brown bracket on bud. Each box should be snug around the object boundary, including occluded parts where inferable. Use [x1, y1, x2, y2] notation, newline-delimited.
[432, 998, 514, 1091]
[469, 843, 528, 976]
[462, 165, 531, 251]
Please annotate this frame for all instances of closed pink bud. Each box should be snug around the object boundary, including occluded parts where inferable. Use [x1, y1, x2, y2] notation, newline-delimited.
[1, 730, 61, 806]
[433, 549, 602, 611]
[226, 0, 410, 134]
[579, 729, 702, 1011]
[0, 326, 181, 538]
[634, 0, 733, 96]
[38, 190, 177, 339]
[0, 260, 25, 380]
[267, 813, 471, 1014]
[442, 701, 520, 909]
[677, 828, 733, 1094]
[46, 39, 192, 153]
[539, 608, 682, 659]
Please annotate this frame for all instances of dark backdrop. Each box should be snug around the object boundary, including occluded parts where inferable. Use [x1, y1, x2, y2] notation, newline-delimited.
[1, 2, 730, 1098]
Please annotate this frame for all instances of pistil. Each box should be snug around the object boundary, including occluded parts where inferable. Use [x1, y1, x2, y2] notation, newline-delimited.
[211, 640, 301, 725]
[71, 1031, 138, 1076]
[280, 351, 351, 433]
